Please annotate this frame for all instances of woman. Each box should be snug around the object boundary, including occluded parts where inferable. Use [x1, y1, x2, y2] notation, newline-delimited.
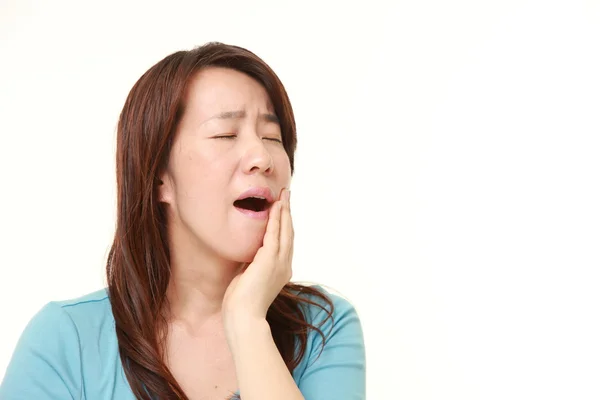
[0, 42, 366, 400]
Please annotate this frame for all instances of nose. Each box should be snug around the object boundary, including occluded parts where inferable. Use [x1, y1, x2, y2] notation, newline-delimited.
[241, 136, 274, 175]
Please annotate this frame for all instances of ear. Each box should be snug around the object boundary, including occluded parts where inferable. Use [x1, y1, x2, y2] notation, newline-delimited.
[157, 172, 174, 205]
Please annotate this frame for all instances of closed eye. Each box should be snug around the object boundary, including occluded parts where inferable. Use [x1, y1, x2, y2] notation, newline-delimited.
[212, 135, 282, 143]
[214, 135, 237, 140]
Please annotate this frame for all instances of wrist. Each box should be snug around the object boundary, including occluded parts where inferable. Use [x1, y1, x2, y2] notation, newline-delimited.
[225, 315, 271, 349]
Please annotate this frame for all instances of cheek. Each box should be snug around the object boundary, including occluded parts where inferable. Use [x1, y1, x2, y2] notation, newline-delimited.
[172, 149, 228, 199]
[274, 151, 292, 179]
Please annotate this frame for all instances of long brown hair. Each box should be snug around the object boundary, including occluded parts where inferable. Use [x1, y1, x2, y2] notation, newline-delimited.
[106, 42, 334, 399]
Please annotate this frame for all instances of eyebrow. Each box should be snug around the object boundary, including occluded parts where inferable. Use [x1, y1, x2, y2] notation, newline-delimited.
[213, 110, 280, 124]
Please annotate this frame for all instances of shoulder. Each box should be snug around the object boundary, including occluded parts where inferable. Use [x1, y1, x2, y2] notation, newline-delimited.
[17, 288, 112, 341]
[16, 288, 112, 360]
[16, 288, 113, 354]
[0, 288, 116, 398]
[52, 288, 112, 324]
[55, 287, 110, 306]
[292, 283, 365, 353]
[27, 288, 113, 337]
[296, 284, 361, 329]
[291, 284, 366, 398]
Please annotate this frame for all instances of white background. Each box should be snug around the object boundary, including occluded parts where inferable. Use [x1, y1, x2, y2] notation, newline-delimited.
[1, 0, 599, 399]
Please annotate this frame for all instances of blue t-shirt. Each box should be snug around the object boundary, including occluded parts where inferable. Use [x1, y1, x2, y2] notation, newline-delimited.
[0, 286, 365, 399]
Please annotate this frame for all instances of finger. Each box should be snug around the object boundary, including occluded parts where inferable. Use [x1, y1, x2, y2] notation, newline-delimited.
[279, 189, 293, 260]
[264, 200, 282, 252]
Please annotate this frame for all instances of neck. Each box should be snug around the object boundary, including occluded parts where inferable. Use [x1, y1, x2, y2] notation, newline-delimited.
[165, 227, 243, 331]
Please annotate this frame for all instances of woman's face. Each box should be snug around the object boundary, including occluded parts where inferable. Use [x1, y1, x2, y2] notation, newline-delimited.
[159, 67, 292, 263]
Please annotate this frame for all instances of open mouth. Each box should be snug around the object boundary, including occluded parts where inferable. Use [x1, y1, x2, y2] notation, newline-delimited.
[233, 197, 271, 212]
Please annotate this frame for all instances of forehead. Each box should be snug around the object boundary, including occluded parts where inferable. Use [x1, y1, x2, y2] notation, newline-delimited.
[183, 67, 274, 123]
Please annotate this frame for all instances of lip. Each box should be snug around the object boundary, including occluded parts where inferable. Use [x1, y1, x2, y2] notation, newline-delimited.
[234, 207, 271, 220]
[234, 186, 276, 220]
[235, 186, 275, 203]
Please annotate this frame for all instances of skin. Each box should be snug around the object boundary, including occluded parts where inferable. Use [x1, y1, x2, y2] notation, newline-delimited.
[158, 67, 302, 400]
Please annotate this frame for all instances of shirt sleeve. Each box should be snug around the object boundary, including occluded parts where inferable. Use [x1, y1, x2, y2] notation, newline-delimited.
[298, 293, 367, 400]
[0, 302, 82, 399]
